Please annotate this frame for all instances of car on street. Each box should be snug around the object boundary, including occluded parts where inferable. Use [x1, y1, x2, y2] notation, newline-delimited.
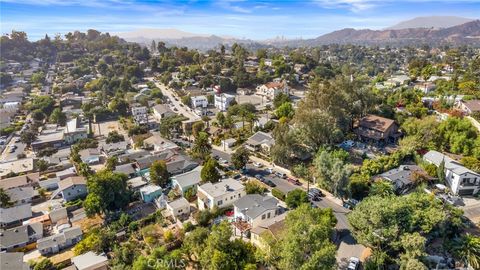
[308, 188, 323, 201]
[265, 168, 273, 174]
[264, 179, 276, 187]
[343, 199, 359, 209]
[14, 138, 20, 143]
[253, 162, 263, 168]
[347, 257, 360, 270]
[287, 177, 301, 185]
[275, 172, 287, 179]
[255, 174, 265, 181]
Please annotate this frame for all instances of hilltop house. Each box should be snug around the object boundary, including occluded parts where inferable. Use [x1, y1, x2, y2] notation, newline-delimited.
[423, 150, 480, 196]
[233, 194, 280, 228]
[245, 131, 275, 153]
[355, 114, 400, 145]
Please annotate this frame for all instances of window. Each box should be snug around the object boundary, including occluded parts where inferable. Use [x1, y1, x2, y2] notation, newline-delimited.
[262, 214, 266, 220]
[218, 200, 223, 206]
[267, 212, 271, 219]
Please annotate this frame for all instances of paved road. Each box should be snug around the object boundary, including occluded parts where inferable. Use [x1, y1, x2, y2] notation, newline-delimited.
[146, 77, 201, 122]
[211, 148, 366, 266]
[1, 134, 26, 161]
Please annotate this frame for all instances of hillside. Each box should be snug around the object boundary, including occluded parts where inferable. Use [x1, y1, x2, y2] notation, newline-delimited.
[386, 16, 474, 30]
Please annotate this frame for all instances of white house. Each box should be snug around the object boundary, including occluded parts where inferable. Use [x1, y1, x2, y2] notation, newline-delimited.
[233, 194, 279, 228]
[152, 104, 175, 121]
[166, 197, 190, 220]
[214, 93, 235, 111]
[191, 96, 208, 108]
[197, 178, 246, 210]
[72, 251, 109, 270]
[423, 150, 480, 196]
[255, 82, 289, 100]
[131, 106, 148, 124]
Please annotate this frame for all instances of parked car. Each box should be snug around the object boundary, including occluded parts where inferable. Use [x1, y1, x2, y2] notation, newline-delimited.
[255, 174, 265, 181]
[275, 172, 287, 179]
[308, 188, 323, 201]
[347, 257, 360, 270]
[266, 168, 274, 174]
[343, 199, 359, 210]
[287, 177, 301, 185]
[264, 179, 276, 187]
[232, 174, 241, 180]
[253, 162, 263, 168]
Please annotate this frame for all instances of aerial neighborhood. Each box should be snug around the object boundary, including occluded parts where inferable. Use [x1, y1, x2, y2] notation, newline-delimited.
[1, 18, 480, 270]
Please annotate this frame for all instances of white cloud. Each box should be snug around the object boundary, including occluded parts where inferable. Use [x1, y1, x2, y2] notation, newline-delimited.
[215, 0, 251, 13]
[313, 0, 480, 12]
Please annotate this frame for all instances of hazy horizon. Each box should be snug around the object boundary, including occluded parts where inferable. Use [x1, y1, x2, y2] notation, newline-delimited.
[1, 0, 480, 41]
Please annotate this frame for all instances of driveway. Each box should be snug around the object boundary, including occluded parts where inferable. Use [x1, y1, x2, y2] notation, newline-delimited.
[460, 197, 480, 224]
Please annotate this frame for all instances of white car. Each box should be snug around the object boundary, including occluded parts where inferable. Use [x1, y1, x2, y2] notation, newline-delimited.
[253, 162, 263, 168]
[347, 257, 360, 270]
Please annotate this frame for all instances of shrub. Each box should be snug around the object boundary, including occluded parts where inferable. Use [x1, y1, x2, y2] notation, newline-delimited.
[272, 188, 285, 201]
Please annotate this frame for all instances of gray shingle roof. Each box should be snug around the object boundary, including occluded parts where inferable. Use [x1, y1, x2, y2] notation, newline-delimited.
[246, 131, 274, 147]
[0, 252, 28, 270]
[172, 166, 202, 189]
[424, 150, 480, 176]
[0, 204, 32, 224]
[233, 194, 278, 219]
[199, 178, 244, 198]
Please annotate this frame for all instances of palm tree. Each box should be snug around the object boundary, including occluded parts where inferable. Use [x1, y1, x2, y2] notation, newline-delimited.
[246, 113, 258, 133]
[454, 234, 480, 270]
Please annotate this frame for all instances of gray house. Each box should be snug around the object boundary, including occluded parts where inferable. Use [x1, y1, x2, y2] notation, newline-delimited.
[57, 176, 87, 202]
[378, 165, 428, 194]
[0, 222, 43, 251]
[0, 204, 32, 229]
[37, 226, 82, 255]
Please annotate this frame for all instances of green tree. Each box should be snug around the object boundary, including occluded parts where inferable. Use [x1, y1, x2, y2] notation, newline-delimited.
[150, 160, 169, 187]
[285, 189, 309, 209]
[32, 258, 56, 270]
[21, 130, 37, 146]
[84, 170, 130, 216]
[348, 173, 370, 200]
[273, 92, 291, 108]
[275, 102, 294, 119]
[271, 204, 337, 270]
[370, 180, 394, 197]
[191, 132, 211, 160]
[49, 108, 67, 126]
[437, 159, 446, 184]
[201, 158, 220, 183]
[0, 188, 13, 207]
[453, 234, 480, 270]
[106, 131, 124, 143]
[231, 147, 250, 169]
[313, 148, 351, 197]
[245, 181, 267, 194]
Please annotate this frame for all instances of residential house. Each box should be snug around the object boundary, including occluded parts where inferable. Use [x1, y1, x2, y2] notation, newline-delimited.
[127, 176, 148, 191]
[139, 185, 162, 203]
[457, 99, 480, 115]
[0, 252, 29, 270]
[37, 226, 83, 255]
[171, 166, 202, 196]
[143, 133, 180, 153]
[245, 131, 275, 153]
[165, 155, 198, 175]
[0, 158, 35, 179]
[255, 82, 289, 100]
[99, 140, 129, 157]
[49, 207, 68, 224]
[233, 194, 280, 228]
[0, 204, 32, 229]
[152, 104, 176, 121]
[78, 148, 101, 165]
[71, 252, 109, 270]
[414, 82, 436, 94]
[191, 95, 208, 108]
[166, 197, 190, 220]
[0, 223, 43, 251]
[0, 172, 40, 190]
[57, 176, 87, 202]
[214, 93, 235, 111]
[31, 125, 65, 152]
[56, 167, 77, 180]
[114, 163, 137, 178]
[197, 178, 246, 210]
[5, 186, 35, 206]
[250, 213, 286, 249]
[423, 150, 480, 196]
[220, 138, 236, 150]
[131, 105, 148, 125]
[355, 114, 400, 145]
[378, 165, 428, 194]
[63, 118, 88, 144]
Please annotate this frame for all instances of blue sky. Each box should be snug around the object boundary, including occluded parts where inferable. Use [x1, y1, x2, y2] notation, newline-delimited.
[1, 0, 480, 40]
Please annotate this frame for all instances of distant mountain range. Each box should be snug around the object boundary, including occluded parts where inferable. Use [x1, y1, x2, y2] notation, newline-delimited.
[117, 16, 480, 49]
[386, 16, 474, 30]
